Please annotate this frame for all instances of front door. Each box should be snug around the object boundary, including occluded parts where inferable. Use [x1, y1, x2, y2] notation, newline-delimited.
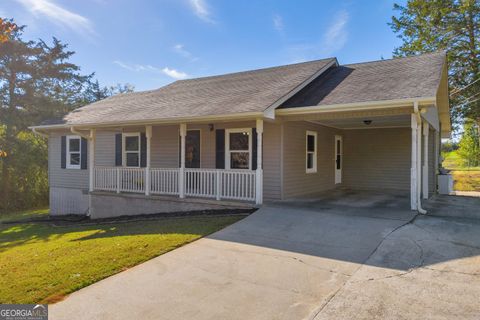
[335, 135, 342, 184]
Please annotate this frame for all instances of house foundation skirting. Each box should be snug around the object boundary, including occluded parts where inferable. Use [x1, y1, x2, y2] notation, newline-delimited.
[89, 191, 253, 219]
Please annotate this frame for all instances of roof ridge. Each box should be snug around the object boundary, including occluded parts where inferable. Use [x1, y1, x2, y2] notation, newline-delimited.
[342, 51, 446, 67]
[176, 57, 337, 83]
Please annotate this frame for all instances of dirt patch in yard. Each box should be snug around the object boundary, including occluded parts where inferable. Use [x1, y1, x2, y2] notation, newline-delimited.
[1, 208, 257, 226]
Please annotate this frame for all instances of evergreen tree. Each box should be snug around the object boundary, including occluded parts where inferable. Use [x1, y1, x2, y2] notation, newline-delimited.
[390, 0, 480, 129]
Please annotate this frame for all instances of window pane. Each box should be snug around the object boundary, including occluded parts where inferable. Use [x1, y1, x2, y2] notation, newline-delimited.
[185, 131, 200, 168]
[70, 153, 80, 165]
[229, 132, 249, 150]
[336, 155, 341, 170]
[126, 153, 139, 167]
[307, 135, 315, 152]
[230, 152, 249, 169]
[125, 136, 139, 151]
[307, 153, 314, 169]
[69, 138, 80, 152]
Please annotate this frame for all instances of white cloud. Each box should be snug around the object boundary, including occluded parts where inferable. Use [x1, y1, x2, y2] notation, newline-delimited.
[162, 67, 188, 80]
[114, 61, 189, 80]
[322, 9, 349, 55]
[273, 14, 283, 32]
[173, 44, 199, 62]
[15, 0, 94, 36]
[189, 0, 215, 23]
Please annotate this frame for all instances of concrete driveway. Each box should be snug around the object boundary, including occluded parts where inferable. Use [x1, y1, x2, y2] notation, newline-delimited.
[51, 195, 480, 320]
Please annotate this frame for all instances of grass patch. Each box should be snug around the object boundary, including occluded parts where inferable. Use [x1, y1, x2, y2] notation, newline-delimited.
[442, 150, 480, 191]
[0, 212, 244, 304]
[451, 171, 480, 192]
[0, 208, 49, 223]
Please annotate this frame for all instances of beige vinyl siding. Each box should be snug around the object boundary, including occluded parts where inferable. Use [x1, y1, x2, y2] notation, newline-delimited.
[95, 130, 117, 166]
[282, 121, 340, 198]
[48, 131, 89, 189]
[343, 128, 411, 191]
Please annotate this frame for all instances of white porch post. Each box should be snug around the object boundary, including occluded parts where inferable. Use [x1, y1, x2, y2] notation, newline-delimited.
[255, 119, 263, 205]
[145, 125, 152, 196]
[88, 129, 96, 192]
[434, 129, 440, 192]
[410, 114, 418, 210]
[179, 123, 187, 198]
[422, 122, 429, 199]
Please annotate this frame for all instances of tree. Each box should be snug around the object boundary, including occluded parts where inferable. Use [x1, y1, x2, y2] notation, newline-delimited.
[390, 0, 480, 129]
[457, 119, 480, 166]
[0, 22, 91, 211]
[0, 19, 135, 212]
[0, 18, 16, 43]
[82, 80, 134, 104]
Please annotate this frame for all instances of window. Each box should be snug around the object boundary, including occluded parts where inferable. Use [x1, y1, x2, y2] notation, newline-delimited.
[226, 128, 251, 169]
[179, 130, 201, 168]
[123, 133, 140, 167]
[306, 131, 317, 173]
[66, 135, 81, 169]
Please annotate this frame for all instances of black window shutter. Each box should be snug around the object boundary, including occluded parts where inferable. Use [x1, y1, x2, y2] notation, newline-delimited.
[115, 133, 122, 166]
[61, 136, 66, 169]
[140, 133, 147, 167]
[215, 129, 225, 169]
[81, 138, 88, 169]
[252, 128, 257, 170]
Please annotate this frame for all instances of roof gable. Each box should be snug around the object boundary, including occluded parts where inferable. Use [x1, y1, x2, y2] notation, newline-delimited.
[280, 52, 446, 108]
[56, 58, 336, 126]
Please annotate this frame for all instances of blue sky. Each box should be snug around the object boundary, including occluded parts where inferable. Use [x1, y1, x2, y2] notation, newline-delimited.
[2, 0, 406, 91]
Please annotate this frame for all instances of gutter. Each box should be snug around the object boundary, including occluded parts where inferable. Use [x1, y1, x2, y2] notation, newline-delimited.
[31, 127, 49, 138]
[276, 96, 436, 116]
[71, 127, 91, 139]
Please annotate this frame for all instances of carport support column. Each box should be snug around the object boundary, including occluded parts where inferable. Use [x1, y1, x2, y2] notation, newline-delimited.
[422, 122, 429, 199]
[179, 123, 187, 199]
[145, 125, 152, 196]
[255, 119, 263, 205]
[410, 114, 418, 210]
[89, 129, 96, 192]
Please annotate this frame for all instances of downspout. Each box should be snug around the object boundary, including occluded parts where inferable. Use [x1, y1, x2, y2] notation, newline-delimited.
[414, 102, 427, 214]
[70, 126, 91, 139]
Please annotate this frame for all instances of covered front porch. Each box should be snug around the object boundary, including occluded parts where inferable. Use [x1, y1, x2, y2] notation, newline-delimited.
[84, 119, 266, 205]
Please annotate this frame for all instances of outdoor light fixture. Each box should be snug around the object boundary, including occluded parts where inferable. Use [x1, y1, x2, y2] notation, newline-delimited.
[208, 124, 214, 131]
[363, 120, 372, 125]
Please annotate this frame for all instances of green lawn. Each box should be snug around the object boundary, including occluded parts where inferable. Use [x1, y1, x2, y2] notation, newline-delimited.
[0, 210, 244, 304]
[442, 150, 480, 191]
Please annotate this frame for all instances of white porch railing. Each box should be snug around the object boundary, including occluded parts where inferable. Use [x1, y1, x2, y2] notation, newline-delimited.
[150, 168, 179, 195]
[93, 167, 256, 202]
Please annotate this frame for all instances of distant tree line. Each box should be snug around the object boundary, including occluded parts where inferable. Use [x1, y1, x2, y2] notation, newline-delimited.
[0, 18, 134, 212]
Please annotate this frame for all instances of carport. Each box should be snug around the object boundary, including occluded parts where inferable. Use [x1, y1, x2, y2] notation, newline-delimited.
[274, 52, 451, 212]
[277, 100, 448, 211]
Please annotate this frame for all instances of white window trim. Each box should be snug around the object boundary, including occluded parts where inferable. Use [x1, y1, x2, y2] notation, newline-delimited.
[66, 135, 81, 169]
[306, 130, 317, 174]
[122, 132, 141, 168]
[225, 128, 252, 170]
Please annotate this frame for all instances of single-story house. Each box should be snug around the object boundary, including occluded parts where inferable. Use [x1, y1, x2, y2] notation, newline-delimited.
[31, 52, 450, 219]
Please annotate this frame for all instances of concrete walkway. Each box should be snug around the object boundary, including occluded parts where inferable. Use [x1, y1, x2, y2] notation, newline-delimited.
[50, 199, 480, 320]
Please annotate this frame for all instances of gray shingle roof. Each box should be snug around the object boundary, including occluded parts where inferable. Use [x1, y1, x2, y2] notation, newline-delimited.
[281, 52, 446, 108]
[39, 52, 447, 127]
[54, 58, 335, 126]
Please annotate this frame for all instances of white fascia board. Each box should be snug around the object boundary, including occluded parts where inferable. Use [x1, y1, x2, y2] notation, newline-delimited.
[28, 111, 266, 131]
[276, 96, 436, 116]
[263, 58, 339, 119]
